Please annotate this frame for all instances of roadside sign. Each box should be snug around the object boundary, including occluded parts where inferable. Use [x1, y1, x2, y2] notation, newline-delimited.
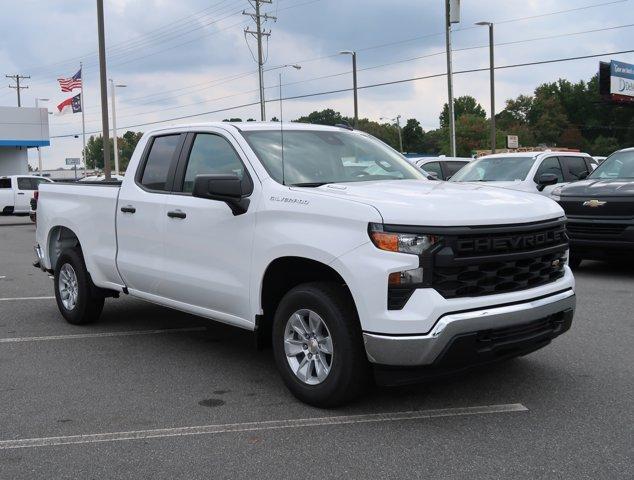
[507, 135, 519, 149]
[599, 60, 634, 103]
[65, 158, 81, 166]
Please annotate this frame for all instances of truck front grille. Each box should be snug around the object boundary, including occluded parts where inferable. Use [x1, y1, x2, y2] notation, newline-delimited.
[429, 219, 568, 299]
[433, 251, 566, 298]
[567, 222, 628, 239]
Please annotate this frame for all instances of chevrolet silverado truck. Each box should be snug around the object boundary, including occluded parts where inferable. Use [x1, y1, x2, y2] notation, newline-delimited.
[553, 147, 634, 267]
[34, 122, 576, 407]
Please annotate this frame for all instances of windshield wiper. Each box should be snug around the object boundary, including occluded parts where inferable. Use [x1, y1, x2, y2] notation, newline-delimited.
[290, 182, 331, 187]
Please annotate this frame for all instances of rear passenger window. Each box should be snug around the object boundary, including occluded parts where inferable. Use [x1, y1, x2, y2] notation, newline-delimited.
[534, 157, 564, 183]
[140, 135, 181, 191]
[562, 156, 590, 180]
[444, 161, 467, 178]
[17, 178, 34, 190]
[182, 134, 245, 193]
[0, 179, 10, 188]
[421, 162, 443, 179]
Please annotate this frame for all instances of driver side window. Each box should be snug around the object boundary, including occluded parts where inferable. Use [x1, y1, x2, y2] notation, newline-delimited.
[183, 134, 245, 193]
[534, 157, 564, 183]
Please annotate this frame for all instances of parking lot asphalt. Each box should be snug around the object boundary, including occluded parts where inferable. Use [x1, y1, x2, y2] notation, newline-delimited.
[0, 223, 632, 479]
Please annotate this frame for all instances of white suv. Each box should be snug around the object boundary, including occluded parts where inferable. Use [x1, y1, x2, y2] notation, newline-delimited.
[450, 151, 597, 197]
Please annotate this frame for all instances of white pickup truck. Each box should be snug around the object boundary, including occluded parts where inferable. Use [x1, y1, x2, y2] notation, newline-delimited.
[1, 175, 52, 215]
[35, 122, 576, 407]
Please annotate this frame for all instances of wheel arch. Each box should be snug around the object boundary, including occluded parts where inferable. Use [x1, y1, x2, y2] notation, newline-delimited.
[257, 256, 359, 345]
[47, 225, 81, 271]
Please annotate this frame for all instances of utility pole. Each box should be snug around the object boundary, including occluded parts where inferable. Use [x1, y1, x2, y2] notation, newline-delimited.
[35, 98, 49, 172]
[6, 74, 30, 107]
[476, 21, 496, 153]
[339, 51, 359, 127]
[244, 0, 275, 121]
[444, 0, 459, 157]
[96, 0, 111, 180]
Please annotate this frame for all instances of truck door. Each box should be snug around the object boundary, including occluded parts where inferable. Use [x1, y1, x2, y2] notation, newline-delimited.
[15, 177, 35, 213]
[116, 133, 185, 297]
[160, 131, 257, 326]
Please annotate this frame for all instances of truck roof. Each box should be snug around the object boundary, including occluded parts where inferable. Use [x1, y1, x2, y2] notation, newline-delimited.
[478, 151, 590, 160]
[147, 121, 355, 135]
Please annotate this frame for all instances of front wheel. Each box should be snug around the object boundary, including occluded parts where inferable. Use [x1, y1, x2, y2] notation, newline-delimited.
[54, 248, 104, 325]
[272, 282, 369, 408]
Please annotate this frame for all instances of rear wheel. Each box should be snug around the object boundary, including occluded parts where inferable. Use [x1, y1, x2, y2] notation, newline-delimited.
[54, 248, 104, 325]
[272, 282, 369, 407]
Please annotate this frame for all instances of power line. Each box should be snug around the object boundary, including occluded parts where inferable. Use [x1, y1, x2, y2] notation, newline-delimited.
[69, 21, 634, 122]
[66, 20, 634, 125]
[49, 48, 634, 139]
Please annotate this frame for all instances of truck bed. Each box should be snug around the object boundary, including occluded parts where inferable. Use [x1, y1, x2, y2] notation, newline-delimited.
[36, 182, 124, 289]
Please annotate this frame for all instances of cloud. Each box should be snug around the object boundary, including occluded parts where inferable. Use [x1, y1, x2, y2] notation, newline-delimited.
[0, 0, 629, 169]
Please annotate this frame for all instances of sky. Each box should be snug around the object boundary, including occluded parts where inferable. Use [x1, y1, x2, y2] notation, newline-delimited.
[0, 0, 632, 169]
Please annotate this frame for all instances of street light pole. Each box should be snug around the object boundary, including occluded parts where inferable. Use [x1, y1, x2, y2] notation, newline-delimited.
[96, 0, 111, 180]
[109, 80, 126, 176]
[34, 98, 49, 173]
[476, 21, 496, 153]
[339, 51, 358, 127]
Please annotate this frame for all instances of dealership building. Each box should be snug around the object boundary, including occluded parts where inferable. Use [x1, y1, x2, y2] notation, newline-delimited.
[0, 106, 50, 176]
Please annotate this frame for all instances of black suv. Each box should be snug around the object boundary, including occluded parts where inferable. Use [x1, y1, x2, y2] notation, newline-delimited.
[553, 148, 634, 267]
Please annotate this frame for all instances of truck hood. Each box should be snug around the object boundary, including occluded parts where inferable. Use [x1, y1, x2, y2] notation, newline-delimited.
[560, 179, 634, 197]
[309, 180, 563, 226]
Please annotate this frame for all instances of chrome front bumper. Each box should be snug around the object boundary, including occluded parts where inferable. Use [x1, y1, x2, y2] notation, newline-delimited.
[363, 289, 576, 367]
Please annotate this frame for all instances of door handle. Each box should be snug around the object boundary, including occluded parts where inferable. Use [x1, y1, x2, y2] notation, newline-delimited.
[17, 192, 25, 195]
[120, 205, 136, 214]
[167, 210, 186, 219]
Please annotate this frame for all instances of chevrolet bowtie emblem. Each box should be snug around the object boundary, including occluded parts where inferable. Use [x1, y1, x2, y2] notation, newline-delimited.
[583, 199, 607, 208]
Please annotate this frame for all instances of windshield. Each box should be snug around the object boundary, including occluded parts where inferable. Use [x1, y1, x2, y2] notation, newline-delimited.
[241, 129, 425, 185]
[589, 150, 634, 179]
[450, 156, 535, 182]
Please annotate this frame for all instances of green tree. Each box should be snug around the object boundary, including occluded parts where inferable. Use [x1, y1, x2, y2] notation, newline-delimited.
[401, 118, 426, 153]
[591, 136, 620, 156]
[296, 109, 348, 126]
[440, 96, 486, 129]
[83, 131, 143, 172]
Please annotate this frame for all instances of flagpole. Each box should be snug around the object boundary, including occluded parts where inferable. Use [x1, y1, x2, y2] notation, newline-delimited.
[80, 62, 86, 178]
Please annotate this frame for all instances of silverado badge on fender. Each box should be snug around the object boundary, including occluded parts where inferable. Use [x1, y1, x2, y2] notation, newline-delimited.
[582, 199, 607, 208]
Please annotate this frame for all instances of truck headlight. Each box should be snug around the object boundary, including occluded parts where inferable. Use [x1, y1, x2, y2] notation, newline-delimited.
[368, 223, 439, 255]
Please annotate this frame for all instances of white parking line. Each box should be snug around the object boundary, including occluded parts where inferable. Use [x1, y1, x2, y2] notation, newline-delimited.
[0, 404, 527, 449]
[0, 296, 55, 301]
[0, 327, 207, 343]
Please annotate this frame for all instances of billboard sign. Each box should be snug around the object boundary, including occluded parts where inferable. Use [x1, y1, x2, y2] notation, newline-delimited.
[610, 60, 634, 100]
[601, 60, 634, 103]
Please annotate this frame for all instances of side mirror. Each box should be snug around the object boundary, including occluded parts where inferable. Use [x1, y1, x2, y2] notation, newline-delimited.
[192, 174, 250, 216]
[578, 171, 589, 180]
[536, 173, 558, 191]
[426, 171, 439, 181]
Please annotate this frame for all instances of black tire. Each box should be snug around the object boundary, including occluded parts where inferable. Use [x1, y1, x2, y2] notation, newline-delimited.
[272, 282, 369, 408]
[569, 254, 582, 270]
[54, 248, 104, 325]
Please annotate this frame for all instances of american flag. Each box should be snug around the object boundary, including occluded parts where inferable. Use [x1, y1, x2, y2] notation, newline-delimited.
[57, 68, 82, 92]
